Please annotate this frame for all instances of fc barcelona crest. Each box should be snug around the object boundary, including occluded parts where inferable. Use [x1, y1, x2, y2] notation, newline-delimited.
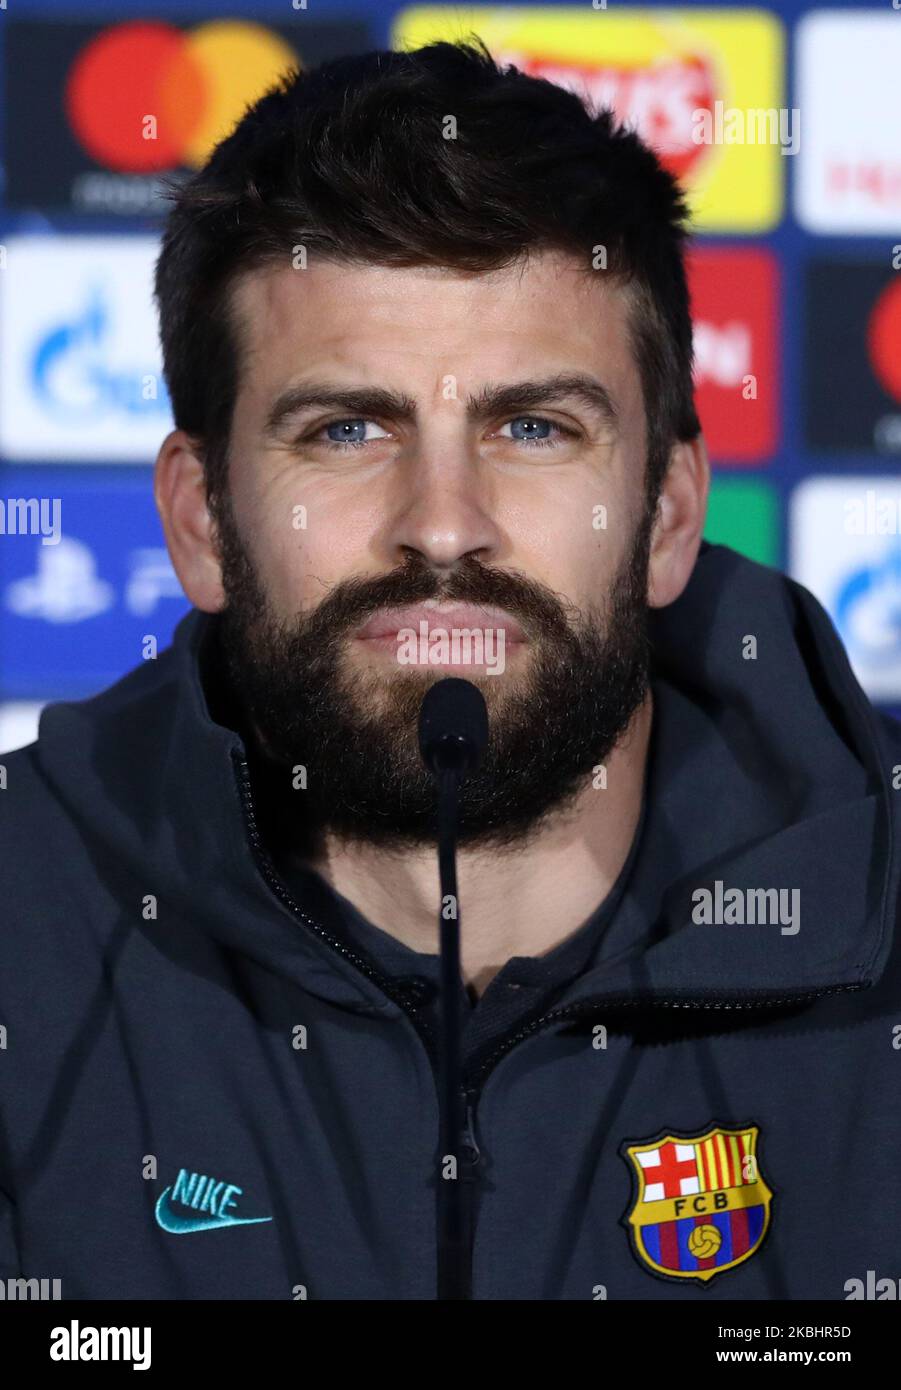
[620, 1123, 774, 1285]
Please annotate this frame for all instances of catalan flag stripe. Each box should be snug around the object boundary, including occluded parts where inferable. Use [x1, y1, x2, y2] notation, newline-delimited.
[729, 1134, 743, 1187]
[716, 1134, 730, 1187]
[706, 1137, 720, 1189]
[697, 1141, 709, 1192]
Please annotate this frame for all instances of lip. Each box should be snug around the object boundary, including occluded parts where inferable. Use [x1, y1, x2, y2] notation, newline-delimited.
[355, 601, 528, 644]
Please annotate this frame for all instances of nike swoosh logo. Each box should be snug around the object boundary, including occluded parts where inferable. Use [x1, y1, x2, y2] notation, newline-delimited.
[154, 1187, 273, 1234]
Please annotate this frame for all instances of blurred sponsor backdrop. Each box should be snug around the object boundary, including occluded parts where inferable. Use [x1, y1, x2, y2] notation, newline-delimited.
[1, 1, 899, 752]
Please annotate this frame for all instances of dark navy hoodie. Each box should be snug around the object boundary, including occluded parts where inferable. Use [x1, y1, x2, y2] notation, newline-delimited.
[1, 543, 900, 1300]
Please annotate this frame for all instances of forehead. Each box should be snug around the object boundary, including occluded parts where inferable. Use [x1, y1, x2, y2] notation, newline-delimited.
[228, 250, 640, 412]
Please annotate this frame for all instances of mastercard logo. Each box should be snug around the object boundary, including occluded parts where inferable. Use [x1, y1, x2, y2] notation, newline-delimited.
[867, 276, 901, 404]
[64, 19, 300, 174]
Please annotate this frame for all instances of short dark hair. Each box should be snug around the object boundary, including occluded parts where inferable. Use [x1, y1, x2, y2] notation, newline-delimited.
[154, 36, 701, 514]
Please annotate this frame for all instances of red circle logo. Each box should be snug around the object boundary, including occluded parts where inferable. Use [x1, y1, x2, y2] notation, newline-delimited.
[867, 275, 901, 403]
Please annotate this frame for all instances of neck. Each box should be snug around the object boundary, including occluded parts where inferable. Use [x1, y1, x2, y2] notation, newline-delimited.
[302, 691, 653, 995]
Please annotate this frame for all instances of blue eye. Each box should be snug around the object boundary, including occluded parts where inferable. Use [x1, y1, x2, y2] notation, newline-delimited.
[500, 417, 573, 448]
[327, 420, 366, 445]
[319, 419, 389, 449]
[304, 414, 575, 453]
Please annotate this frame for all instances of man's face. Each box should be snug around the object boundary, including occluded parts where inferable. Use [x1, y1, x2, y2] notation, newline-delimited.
[212, 251, 655, 849]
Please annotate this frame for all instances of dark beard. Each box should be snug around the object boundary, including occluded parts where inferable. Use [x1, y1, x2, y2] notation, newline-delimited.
[211, 488, 653, 853]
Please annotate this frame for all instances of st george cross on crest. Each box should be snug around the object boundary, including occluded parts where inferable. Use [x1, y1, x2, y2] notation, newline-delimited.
[620, 1123, 774, 1285]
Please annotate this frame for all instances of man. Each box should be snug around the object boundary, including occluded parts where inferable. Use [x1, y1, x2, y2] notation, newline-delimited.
[1, 39, 899, 1302]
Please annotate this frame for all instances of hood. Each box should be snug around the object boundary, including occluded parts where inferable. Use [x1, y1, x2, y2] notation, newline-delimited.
[33, 543, 901, 1017]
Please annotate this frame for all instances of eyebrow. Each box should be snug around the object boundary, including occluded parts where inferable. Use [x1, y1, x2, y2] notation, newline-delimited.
[262, 372, 619, 439]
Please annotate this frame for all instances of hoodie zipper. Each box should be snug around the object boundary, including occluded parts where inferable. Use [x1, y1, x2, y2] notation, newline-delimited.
[233, 754, 440, 1048]
[462, 981, 869, 1090]
[232, 750, 866, 1297]
[234, 753, 478, 1299]
[456, 1087, 481, 1300]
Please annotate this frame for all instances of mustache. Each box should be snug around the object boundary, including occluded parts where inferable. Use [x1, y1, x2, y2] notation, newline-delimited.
[279, 554, 579, 649]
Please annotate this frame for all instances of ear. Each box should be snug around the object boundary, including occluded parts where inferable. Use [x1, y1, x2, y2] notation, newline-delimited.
[647, 434, 710, 609]
[154, 429, 226, 613]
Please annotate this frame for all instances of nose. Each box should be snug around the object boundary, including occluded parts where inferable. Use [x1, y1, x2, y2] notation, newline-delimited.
[379, 446, 507, 573]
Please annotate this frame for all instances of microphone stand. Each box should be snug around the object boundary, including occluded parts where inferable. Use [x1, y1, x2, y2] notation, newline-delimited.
[435, 764, 467, 1300]
[418, 676, 488, 1300]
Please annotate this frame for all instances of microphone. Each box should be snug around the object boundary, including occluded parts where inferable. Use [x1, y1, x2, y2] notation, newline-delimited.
[418, 675, 489, 777]
[417, 678, 488, 1302]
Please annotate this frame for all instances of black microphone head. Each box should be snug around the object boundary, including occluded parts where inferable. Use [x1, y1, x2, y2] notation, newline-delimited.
[418, 677, 489, 777]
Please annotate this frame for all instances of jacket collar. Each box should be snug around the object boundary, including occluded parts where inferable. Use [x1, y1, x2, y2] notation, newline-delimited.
[35, 545, 900, 1015]
[557, 547, 899, 1008]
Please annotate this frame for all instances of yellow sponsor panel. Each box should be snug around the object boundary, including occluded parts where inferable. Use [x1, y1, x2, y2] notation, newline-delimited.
[392, 7, 785, 231]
